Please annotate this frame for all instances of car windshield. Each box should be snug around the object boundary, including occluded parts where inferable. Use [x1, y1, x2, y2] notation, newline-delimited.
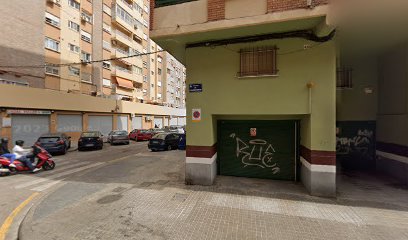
[153, 134, 167, 140]
[39, 137, 60, 143]
[81, 132, 99, 137]
[113, 131, 127, 136]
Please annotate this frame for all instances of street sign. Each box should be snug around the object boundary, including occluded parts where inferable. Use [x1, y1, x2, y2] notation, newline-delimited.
[189, 84, 202, 93]
[6, 109, 52, 115]
[192, 109, 201, 122]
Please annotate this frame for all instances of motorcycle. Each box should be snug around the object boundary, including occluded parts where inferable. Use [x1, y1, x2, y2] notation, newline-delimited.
[0, 144, 56, 175]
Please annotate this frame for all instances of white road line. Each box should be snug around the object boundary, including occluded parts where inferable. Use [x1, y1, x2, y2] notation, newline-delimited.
[30, 180, 63, 192]
[14, 162, 104, 189]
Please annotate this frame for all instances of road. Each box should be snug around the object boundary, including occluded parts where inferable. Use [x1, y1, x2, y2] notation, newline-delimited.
[2, 141, 408, 240]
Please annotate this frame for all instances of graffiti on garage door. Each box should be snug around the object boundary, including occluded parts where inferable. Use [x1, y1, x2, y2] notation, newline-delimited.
[230, 133, 280, 174]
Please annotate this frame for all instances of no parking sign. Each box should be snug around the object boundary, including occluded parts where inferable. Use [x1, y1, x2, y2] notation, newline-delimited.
[192, 109, 201, 122]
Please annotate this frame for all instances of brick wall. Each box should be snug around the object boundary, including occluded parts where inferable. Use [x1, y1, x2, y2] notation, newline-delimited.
[208, 0, 225, 21]
[150, 0, 155, 30]
[267, 0, 329, 13]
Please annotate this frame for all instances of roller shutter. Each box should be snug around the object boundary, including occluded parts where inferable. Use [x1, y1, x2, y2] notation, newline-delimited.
[88, 115, 113, 136]
[218, 120, 298, 181]
[169, 117, 177, 126]
[154, 117, 163, 128]
[57, 114, 82, 132]
[117, 116, 128, 132]
[132, 116, 143, 130]
[11, 115, 50, 146]
[177, 117, 186, 126]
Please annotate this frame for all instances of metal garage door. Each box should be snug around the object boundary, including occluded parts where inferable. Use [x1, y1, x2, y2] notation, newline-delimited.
[12, 115, 50, 146]
[57, 114, 82, 132]
[154, 117, 163, 128]
[117, 115, 128, 132]
[218, 120, 298, 181]
[132, 116, 142, 130]
[169, 117, 177, 126]
[88, 115, 112, 136]
[164, 118, 169, 127]
[178, 117, 186, 126]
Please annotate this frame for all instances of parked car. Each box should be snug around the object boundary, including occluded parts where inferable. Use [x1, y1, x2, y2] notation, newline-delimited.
[169, 125, 185, 134]
[129, 129, 153, 141]
[148, 133, 181, 151]
[78, 131, 103, 151]
[36, 133, 71, 155]
[107, 130, 130, 145]
[178, 133, 186, 150]
[149, 128, 165, 135]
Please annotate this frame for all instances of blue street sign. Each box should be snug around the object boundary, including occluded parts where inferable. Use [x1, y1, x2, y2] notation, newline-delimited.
[189, 84, 202, 93]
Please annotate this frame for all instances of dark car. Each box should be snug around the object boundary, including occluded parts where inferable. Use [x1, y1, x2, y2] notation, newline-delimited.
[78, 131, 103, 151]
[129, 129, 153, 141]
[107, 130, 130, 145]
[148, 133, 181, 151]
[36, 133, 71, 155]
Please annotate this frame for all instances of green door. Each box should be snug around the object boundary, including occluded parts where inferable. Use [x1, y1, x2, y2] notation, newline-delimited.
[218, 120, 298, 181]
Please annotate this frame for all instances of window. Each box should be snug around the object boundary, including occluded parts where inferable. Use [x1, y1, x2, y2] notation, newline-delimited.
[143, 75, 147, 82]
[103, 78, 111, 87]
[45, 37, 60, 52]
[45, 66, 59, 76]
[167, 68, 171, 74]
[81, 30, 92, 43]
[151, 83, 154, 87]
[45, 12, 60, 27]
[157, 57, 162, 63]
[69, 66, 80, 76]
[143, 19, 148, 28]
[336, 66, 353, 89]
[81, 12, 93, 24]
[151, 58, 154, 63]
[151, 71, 154, 75]
[115, 5, 133, 26]
[102, 61, 111, 69]
[103, 40, 111, 51]
[81, 51, 92, 62]
[68, 0, 80, 10]
[143, 33, 148, 40]
[68, 43, 80, 53]
[103, 4, 111, 15]
[134, 66, 142, 75]
[158, 68, 162, 75]
[68, 21, 80, 32]
[238, 46, 278, 77]
[143, 5, 149, 13]
[102, 22, 111, 33]
[143, 61, 147, 68]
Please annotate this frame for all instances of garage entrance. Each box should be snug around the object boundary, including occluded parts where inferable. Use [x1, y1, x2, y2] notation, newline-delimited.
[88, 115, 113, 136]
[11, 114, 50, 146]
[218, 120, 299, 181]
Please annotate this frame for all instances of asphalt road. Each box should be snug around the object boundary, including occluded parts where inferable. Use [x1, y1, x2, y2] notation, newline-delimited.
[0, 141, 185, 240]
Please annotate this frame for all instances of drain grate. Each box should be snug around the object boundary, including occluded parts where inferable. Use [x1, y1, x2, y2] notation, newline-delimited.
[172, 193, 188, 202]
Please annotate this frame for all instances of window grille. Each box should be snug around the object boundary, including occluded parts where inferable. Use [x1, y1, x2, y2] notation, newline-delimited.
[336, 66, 353, 89]
[238, 46, 278, 77]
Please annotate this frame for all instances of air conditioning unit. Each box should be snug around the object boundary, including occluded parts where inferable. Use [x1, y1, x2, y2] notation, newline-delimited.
[81, 15, 87, 22]
[47, 0, 60, 4]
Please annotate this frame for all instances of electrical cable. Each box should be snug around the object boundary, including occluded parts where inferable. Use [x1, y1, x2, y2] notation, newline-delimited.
[0, 50, 164, 69]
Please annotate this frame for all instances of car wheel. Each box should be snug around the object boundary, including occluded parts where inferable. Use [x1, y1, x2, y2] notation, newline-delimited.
[167, 145, 172, 151]
[61, 147, 67, 155]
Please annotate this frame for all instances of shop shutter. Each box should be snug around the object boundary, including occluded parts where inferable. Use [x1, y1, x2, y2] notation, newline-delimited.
[177, 117, 186, 126]
[154, 117, 163, 128]
[12, 115, 50, 146]
[164, 118, 169, 127]
[169, 117, 177, 126]
[132, 116, 143, 130]
[218, 120, 298, 181]
[88, 115, 113, 136]
[117, 116, 128, 132]
[57, 114, 82, 132]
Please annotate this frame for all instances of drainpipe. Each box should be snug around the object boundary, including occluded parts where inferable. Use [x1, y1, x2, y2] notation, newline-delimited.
[307, 82, 315, 114]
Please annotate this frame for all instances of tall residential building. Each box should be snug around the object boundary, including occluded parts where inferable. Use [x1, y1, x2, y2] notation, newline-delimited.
[163, 52, 186, 109]
[40, 0, 185, 107]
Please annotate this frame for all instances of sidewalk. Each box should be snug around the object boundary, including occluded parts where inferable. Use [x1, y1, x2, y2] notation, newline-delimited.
[20, 172, 408, 240]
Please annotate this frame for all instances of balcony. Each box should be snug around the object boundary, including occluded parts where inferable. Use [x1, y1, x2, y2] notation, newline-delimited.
[112, 66, 134, 80]
[112, 30, 133, 47]
[112, 4, 136, 33]
[155, 0, 197, 8]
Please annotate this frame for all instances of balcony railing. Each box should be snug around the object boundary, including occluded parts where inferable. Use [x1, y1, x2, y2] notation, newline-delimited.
[114, 30, 132, 42]
[155, 0, 198, 8]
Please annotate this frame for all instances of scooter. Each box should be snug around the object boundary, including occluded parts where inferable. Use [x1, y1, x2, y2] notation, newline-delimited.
[0, 144, 56, 175]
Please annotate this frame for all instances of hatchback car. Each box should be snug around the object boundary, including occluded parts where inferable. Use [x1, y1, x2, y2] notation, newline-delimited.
[129, 129, 153, 141]
[36, 133, 71, 155]
[148, 133, 181, 151]
[78, 131, 103, 151]
[107, 130, 130, 145]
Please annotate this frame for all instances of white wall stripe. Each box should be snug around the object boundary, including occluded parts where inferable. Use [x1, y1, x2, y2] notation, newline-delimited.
[300, 157, 336, 173]
[376, 150, 408, 164]
[186, 153, 217, 164]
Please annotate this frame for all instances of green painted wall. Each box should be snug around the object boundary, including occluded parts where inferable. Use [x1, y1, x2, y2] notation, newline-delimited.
[377, 43, 408, 146]
[185, 38, 336, 151]
[336, 56, 378, 121]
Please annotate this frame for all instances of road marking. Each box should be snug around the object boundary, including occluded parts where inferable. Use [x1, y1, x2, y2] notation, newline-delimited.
[0, 192, 39, 240]
[15, 162, 104, 189]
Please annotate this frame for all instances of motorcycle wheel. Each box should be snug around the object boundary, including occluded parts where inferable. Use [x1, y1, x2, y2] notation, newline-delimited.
[43, 161, 56, 171]
[9, 167, 17, 175]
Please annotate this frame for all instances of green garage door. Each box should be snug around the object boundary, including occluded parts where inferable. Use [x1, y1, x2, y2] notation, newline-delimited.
[218, 120, 298, 181]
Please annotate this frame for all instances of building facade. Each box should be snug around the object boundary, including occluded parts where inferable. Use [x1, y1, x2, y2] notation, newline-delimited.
[0, 0, 186, 146]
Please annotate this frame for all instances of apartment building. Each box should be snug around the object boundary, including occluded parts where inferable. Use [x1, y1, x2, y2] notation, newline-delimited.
[0, 0, 186, 146]
[163, 52, 186, 109]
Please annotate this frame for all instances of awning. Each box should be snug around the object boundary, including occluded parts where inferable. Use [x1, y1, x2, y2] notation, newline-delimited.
[116, 77, 133, 89]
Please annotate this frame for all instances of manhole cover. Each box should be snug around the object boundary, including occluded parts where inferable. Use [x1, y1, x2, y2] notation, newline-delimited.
[172, 193, 188, 202]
